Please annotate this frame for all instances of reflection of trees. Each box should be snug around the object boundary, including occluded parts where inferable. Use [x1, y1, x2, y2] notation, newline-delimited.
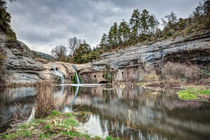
[68, 86, 210, 140]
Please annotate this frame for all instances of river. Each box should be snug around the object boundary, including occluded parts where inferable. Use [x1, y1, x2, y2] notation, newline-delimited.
[0, 85, 210, 140]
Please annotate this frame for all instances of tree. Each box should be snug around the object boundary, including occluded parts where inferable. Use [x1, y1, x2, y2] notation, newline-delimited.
[51, 45, 67, 61]
[118, 20, 130, 44]
[203, 0, 210, 28]
[204, 0, 210, 16]
[108, 22, 118, 48]
[164, 12, 177, 29]
[129, 9, 141, 41]
[165, 12, 177, 24]
[0, 0, 16, 39]
[68, 37, 81, 56]
[73, 42, 92, 63]
[148, 15, 159, 34]
[112, 22, 118, 47]
[99, 33, 109, 51]
[140, 9, 150, 34]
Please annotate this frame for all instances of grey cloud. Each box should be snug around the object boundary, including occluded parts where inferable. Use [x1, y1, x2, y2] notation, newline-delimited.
[7, 0, 199, 54]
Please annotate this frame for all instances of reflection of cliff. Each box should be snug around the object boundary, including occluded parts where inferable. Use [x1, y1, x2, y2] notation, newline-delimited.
[0, 87, 36, 132]
[57, 86, 210, 140]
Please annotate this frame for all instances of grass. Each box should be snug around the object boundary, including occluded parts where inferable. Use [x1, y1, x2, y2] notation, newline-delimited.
[136, 82, 145, 86]
[178, 93, 198, 100]
[176, 88, 210, 100]
[1, 111, 119, 140]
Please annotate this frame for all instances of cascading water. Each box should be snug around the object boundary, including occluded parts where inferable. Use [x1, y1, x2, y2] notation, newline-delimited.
[51, 65, 64, 84]
[72, 64, 80, 84]
[59, 64, 102, 87]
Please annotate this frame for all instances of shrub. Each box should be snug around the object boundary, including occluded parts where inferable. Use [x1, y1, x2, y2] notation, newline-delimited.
[35, 86, 56, 118]
[162, 62, 202, 83]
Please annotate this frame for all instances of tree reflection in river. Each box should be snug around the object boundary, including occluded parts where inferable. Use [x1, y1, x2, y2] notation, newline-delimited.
[1, 85, 210, 140]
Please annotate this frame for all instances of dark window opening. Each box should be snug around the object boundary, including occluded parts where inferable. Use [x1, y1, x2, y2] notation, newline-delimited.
[94, 75, 96, 78]
[102, 75, 104, 78]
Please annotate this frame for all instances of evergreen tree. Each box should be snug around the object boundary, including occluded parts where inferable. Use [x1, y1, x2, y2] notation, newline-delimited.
[99, 33, 108, 51]
[0, 0, 16, 39]
[108, 22, 118, 48]
[140, 9, 150, 34]
[204, 0, 210, 16]
[112, 22, 118, 47]
[148, 15, 159, 34]
[108, 25, 114, 47]
[119, 20, 130, 44]
[203, 0, 210, 28]
[129, 9, 141, 42]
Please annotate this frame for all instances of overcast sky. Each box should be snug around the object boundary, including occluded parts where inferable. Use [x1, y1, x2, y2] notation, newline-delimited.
[7, 0, 200, 54]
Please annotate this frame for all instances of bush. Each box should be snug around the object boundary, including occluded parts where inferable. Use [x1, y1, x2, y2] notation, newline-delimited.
[162, 62, 202, 83]
[35, 86, 56, 118]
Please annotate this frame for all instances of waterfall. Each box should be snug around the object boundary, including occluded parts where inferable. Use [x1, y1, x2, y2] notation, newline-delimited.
[72, 64, 80, 84]
[51, 65, 64, 84]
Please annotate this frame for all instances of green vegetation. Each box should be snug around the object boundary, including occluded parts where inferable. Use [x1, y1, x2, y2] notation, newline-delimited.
[136, 82, 146, 86]
[178, 93, 198, 100]
[0, 0, 16, 40]
[50, 0, 209, 64]
[176, 88, 210, 100]
[103, 64, 114, 83]
[72, 73, 83, 84]
[1, 111, 119, 140]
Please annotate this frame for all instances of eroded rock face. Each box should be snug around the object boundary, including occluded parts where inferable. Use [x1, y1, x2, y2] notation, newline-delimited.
[92, 31, 210, 82]
[0, 35, 46, 85]
[0, 30, 210, 85]
[94, 31, 210, 69]
[0, 33, 94, 85]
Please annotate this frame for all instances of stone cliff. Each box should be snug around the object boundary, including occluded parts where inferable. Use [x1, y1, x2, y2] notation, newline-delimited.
[0, 33, 91, 86]
[92, 30, 210, 82]
[0, 30, 209, 86]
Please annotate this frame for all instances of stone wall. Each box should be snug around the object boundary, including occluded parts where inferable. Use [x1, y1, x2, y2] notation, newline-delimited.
[80, 71, 106, 83]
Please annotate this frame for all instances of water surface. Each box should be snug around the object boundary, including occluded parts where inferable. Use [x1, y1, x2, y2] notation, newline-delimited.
[0, 85, 210, 140]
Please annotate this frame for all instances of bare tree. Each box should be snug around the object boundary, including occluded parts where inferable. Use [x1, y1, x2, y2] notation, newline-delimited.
[51, 45, 67, 61]
[68, 37, 81, 56]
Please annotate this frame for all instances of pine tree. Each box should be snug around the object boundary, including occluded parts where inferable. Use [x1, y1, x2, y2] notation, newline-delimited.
[140, 9, 150, 34]
[108, 25, 114, 47]
[112, 22, 118, 47]
[99, 33, 108, 51]
[148, 15, 159, 34]
[129, 9, 141, 42]
[0, 0, 16, 39]
[119, 20, 130, 44]
[108, 22, 118, 49]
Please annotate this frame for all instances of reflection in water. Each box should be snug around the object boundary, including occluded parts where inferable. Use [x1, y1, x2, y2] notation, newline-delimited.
[0, 87, 36, 132]
[1, 86, 210, 140]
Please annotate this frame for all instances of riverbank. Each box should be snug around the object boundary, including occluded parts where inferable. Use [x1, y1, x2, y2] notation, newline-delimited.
[0, 111, 119, 140]
[136, 81, 210, 101]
